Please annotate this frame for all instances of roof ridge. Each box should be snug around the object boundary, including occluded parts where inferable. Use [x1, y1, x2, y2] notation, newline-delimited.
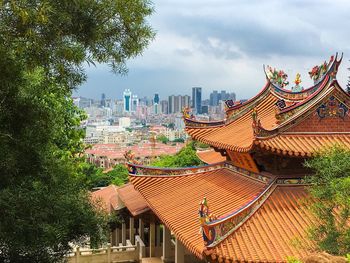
[199, 178, 277, 249]
[127, 162, 226, 177]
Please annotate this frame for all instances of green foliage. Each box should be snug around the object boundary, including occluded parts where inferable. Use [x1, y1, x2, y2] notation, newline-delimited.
[286, 256, 302, 263]
[157, 134, 169, 144]
[107, 164, 129, 186]
[80, 163, 129, 189]
[0, 0, 154, 262]
[173, 138, 185, 143]
[151, 142, 204, 168]
[194, 140, 210, 149]
[305, 145, 350, 255]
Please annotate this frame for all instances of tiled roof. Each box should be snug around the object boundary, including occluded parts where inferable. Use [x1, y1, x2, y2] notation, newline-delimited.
[185, 58, 350, 156]
[186, 93, 278, 152]
[91, 185, 118, 213]
[210, 185, 315, 262]
[196, 150, 226, 164]
[255, 134, 350, 157]
[117, 183, 149, 216]
[130, 168, 267, 258]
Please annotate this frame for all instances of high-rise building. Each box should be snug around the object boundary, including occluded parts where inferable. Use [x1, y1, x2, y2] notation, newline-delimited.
[210, 90, 219, 106]
[168, 95, 175, 114]
[131, 95, 139, 112]
[100, 93, 106, 107]
[160, 100, 168, 114]
[174, 95, 182, 113]
[192, 87, 202, 114]
[181, 95, 190, 109]
[123, 89, 131, 112]
[154, 93, 160, 104]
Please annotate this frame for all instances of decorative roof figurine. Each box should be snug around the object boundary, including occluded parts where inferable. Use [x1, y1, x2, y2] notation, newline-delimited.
[251, 108, 262, 136]
[182, 106, 194, 119]
[309, 56, 334, 83]
[124, 150, 140, 174]
[266, 66, 289, 88]
[291, 73, 304, 92]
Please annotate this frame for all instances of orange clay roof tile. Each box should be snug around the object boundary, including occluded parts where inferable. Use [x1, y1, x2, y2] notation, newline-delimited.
[186, 93, 278, 152]
[256, 134, 350, 157]
[130, 168, 267, 258]
[212, 185, 315, 262]
[196, 150, 226, 164]
[117, 183, 149, 216]
[91, 185, 118, 213]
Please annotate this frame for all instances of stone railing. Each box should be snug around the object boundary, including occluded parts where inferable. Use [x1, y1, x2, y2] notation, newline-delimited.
[201, 178, 277, 248]
[66, 237, 144, 263]
[127, 162, 225, 176]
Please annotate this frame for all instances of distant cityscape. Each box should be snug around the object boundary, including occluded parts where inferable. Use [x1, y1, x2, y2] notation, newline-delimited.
[74, 87, 236, 169]
[74, 87, 236, 120]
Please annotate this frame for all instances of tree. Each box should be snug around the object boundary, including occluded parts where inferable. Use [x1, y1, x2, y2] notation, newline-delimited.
[0, 0, 154, 262]
[80, 163, 129, 189]
[151, 142, 204, 167]
[157, 134, 169, 144]
[109, 164, 129, 186]
[305, 145, 350, 255]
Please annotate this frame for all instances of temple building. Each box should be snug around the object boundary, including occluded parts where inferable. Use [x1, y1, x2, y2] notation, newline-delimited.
[122, 54, 349, 262]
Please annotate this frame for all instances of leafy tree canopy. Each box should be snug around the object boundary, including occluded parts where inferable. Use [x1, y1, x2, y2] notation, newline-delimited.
[151, 142, 204, 168]
[0, 0, 154, 262]
[79, 163, 129, 189]
[305, 145, 350, 255]
[157, 134, 169, 144]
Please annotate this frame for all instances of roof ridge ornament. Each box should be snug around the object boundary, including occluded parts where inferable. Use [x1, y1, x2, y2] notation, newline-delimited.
[182, 106, 194, 120]
[252, 108, 262, 136]
[199, 197, 217, 246]
[124, 150, 140, 174]
[291, 73, 304, 92]
[266, 66, 289, 88]
[308, 55, 334, 84]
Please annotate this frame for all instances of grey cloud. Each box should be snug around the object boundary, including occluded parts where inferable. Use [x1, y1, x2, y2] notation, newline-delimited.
[166, 14, 330, 59]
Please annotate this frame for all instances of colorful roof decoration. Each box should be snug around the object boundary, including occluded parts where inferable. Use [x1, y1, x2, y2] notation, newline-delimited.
[129, 163, 315, 262]
[184, 54, 348, 157]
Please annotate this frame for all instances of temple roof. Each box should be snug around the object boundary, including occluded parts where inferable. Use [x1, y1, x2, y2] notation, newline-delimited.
[184, 54, 349, 156]
[91, 185, 119, 213]
[128, 163, 316, 262]
[117, 183, 149, 216]
[196, 149, 226, 164]
[129, 164, 269, 258]
[209, 185, 315, 262]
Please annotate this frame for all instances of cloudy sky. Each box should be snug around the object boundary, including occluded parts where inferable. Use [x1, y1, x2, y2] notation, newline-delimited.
[75, 0, 350, 101]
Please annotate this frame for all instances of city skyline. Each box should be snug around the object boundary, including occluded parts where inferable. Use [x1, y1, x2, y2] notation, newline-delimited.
[74, 0, 350, 101]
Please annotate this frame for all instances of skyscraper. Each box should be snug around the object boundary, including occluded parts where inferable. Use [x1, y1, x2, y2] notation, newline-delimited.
[131, 95, 138, 112]
[154, 93, 160, 104]
[210, 90, 219, 106]
[100, 93, 106, 107]
[168, 95, 175, 114]
[181, 95, 190, 108]
[123, 89, 131, 112]
[192, 87, 202, 114]
[160, 100, 168, 114]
